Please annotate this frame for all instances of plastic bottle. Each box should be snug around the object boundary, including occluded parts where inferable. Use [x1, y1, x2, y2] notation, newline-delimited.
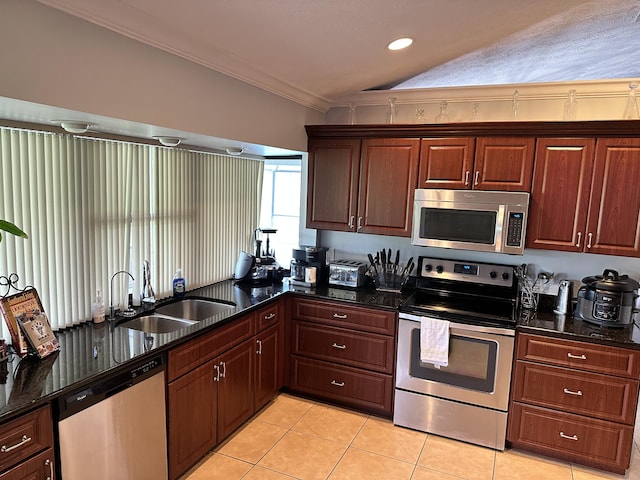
[91, 289, 105, 323]
[173, 268, 186, 298]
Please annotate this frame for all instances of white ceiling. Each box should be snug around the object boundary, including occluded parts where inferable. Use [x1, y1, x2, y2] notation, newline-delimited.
[5, 0, 640, 155]
[36, 0, 640, 111]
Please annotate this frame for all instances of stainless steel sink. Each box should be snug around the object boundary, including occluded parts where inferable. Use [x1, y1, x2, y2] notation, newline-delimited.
[117, 314, 197, 333]
[155, 298, 235, 321]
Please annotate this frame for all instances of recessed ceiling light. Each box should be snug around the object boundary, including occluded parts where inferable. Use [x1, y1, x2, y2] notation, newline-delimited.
[388, 37, 413, 50]
[387, 37, 413, 51]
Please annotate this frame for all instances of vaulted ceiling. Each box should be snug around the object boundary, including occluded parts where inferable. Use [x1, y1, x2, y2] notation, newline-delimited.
[37, 0, 640, 111]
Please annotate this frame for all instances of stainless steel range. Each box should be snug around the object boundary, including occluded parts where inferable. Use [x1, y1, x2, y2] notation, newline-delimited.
[395, 256, 519, 450]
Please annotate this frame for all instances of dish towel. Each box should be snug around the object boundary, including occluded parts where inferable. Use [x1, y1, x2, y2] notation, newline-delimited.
[420, 317, 450, 368]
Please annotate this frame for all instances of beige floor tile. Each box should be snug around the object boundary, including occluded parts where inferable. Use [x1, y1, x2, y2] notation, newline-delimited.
[572, 444, 640, 480]
[258, 430, 347, 480]
[182, 453, 252, 480]
[292, 403, 368, 445]
[417, 435, 495, 480]
[255, 393, 315, 429]
[328, 447, 414, 480]
[494, 449, 572, 480]
[216, 419, 288, 463]
[351, 417, 427, 463]
[411, 465, 468, 480]
[243, 465, 299, 480]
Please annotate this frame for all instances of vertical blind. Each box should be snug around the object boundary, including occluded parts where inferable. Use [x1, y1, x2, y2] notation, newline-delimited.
[0, 127, 263, 337]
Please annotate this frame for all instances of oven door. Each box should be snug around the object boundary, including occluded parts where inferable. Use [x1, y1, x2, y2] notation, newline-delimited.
[396, 313, 515, 411]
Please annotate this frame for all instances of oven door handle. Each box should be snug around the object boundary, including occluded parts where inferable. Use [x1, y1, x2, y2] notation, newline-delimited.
[399, 313, 515, 337]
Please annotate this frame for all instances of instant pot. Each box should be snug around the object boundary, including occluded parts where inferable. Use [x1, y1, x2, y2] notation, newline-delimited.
[574, 269, 639, 327]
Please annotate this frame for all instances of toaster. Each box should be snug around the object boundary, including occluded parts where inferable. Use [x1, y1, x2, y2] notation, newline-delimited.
[328, 260, 368, 288]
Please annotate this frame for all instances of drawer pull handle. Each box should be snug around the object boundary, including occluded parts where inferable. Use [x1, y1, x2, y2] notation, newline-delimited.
[1, 435, 32, 453]
[567, 353, 587, 360]
[563, 388, 583, 396]
[219, 361, 226, 379]
[332, 343, 347, 350]
[333, 313, 347, 319]
[46, 458, 53, 480]
[256, 339, 263, 355]
[559, 432, 578, 441]
[214, 364, 220, 382]
[264, 313, 276, 320]
[330, 380, 345, 387]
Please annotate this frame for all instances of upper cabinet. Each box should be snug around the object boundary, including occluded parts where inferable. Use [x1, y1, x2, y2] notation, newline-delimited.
[307, 137, 420, 237]
[419, 136, 534, 191]
[527, 137, 640, 257]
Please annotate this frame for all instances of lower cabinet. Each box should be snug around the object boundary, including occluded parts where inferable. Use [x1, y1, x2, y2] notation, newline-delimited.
[287, 297, 396, 416]
[166, 302, 283, 480]
[0, 405, 55, 480]
[507, 332, 640, 474]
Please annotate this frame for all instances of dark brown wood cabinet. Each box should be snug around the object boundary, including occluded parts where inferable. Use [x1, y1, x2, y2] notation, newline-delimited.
[307, 137, 420, 236]
[418, 136, 534, 191]
[288, 297, 396, 416]
[167, 301, 284, 480]
[508, 333, 640, 474]
[0, 406, 54, 480]
[527, 137, 640, 256]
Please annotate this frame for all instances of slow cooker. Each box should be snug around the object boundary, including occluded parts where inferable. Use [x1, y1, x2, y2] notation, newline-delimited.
[575, 269, 639, 327]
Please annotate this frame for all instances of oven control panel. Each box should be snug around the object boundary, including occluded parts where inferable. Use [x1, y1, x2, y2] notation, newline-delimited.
[417, 257, 515, 286]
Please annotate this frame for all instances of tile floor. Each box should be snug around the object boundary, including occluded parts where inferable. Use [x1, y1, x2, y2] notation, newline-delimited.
[181, 393, 640, 480]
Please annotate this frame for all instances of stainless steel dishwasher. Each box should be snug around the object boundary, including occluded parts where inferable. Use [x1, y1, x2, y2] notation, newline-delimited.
[57, 354, 167, 479]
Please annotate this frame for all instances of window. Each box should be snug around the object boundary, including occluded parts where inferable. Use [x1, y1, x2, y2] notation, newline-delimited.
[259, 158, 302, 269]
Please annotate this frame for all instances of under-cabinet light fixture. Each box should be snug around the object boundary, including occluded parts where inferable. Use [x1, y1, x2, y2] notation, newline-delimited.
[53, 120, 94, 134]
[225, 147, 244, 155]
[153, 136, 182, 147]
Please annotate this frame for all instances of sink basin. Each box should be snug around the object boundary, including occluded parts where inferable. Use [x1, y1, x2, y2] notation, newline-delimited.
[118, 314, 197, 333]
[155, 298, 235, 321]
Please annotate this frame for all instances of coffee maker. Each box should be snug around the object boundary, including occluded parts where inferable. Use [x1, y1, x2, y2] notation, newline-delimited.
[290, 246, 328, 286]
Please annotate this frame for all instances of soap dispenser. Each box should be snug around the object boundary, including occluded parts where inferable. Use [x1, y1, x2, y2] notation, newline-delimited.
[173, 269, 186, 298]
[92, 289, 105, 324]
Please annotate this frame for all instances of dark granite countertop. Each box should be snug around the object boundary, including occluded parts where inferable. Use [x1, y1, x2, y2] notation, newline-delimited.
[0, 279, 406, 423]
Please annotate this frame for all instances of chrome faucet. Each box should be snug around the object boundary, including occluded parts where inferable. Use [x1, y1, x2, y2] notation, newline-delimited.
[142, 260, 156, 303]
[110, 270, 135, 320]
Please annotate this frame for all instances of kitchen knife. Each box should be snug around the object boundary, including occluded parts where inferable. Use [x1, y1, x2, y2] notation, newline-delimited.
[400, 256, 413, 278]
[393, 250, 400, 275]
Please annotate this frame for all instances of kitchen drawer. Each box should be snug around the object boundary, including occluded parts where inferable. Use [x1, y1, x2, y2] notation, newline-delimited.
[0, 448, 55, 480]
[255, 302, 280, 332]
[292, 320, 394, 374]
[292, 297, 396, 335]
[290, 356, 393, 415]
[516, 333, 640, 378]
[508, 402, 633, 474]
[168, 315, 254, 382]
[512, 361, 639, 424]
[0, 406, 53, 474]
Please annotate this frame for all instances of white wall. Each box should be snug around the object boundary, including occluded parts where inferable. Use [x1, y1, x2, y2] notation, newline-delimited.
[0, 1, 323, 152]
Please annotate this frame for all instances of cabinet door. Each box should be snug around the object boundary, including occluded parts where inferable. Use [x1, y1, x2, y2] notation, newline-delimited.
[357, 138, 420, 236]
[586, 138, 640, 256]
[167, 361, 217, 480]
[255, 324, 281, 411]
[526, 138, 595, 251]
[217, 338, 255, 441]
[418, 137, 475, 189]
[306, 138, 361, 231]
[474, 137, 535, 191]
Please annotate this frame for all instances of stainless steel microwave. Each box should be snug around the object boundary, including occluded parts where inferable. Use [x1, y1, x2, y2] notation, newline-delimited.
[411, 189, 530, 255]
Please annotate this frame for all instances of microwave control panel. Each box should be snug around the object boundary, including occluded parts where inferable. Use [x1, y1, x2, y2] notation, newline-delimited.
[505, 212, 525, 247]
